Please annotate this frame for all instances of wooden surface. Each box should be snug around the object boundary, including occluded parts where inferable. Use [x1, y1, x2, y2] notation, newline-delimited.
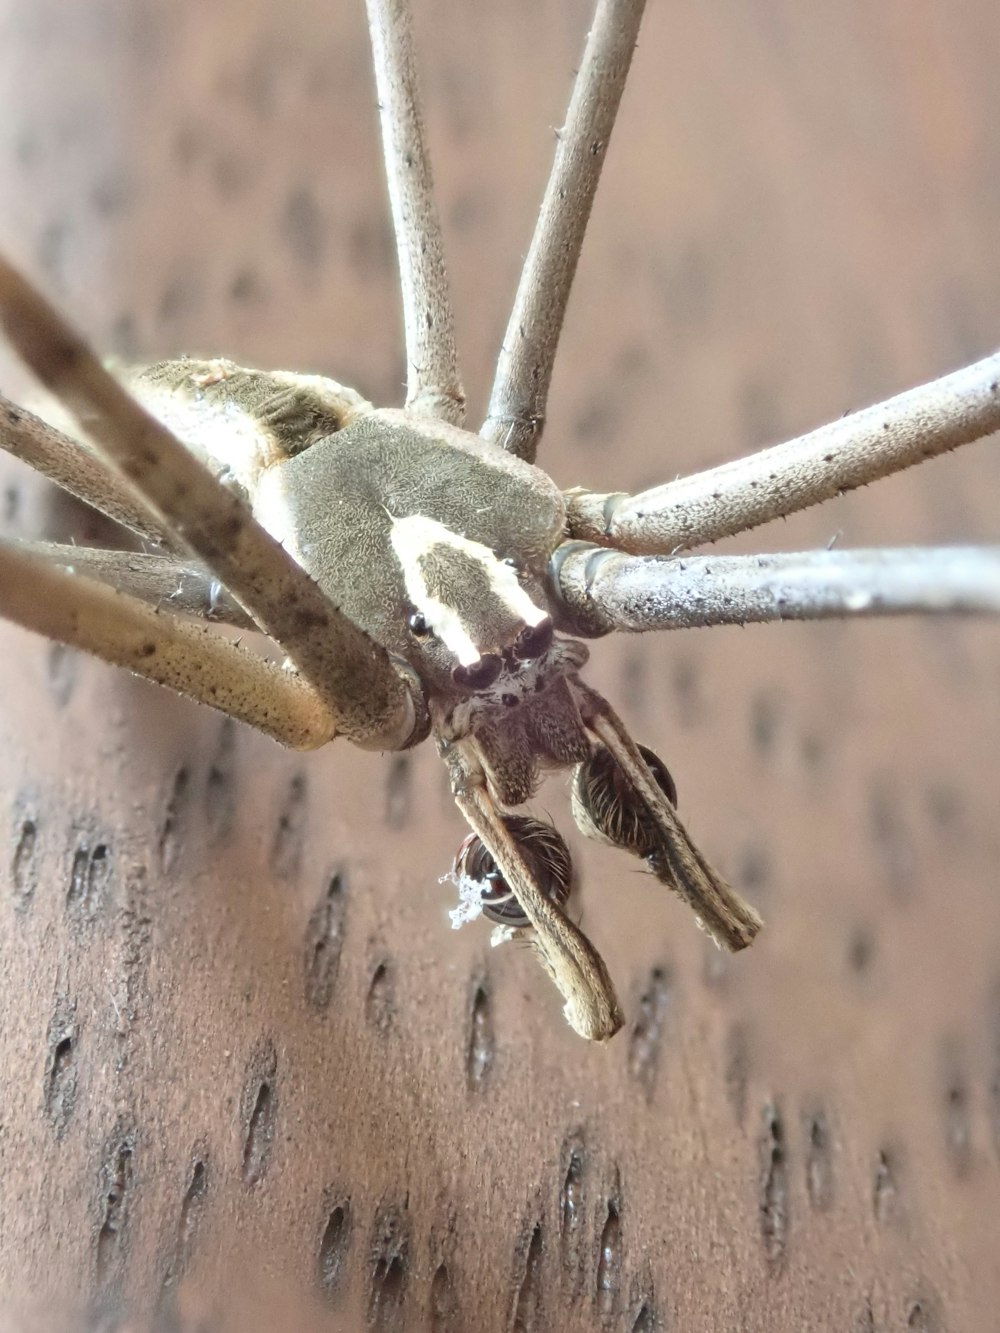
[0, 1, 998, 1329]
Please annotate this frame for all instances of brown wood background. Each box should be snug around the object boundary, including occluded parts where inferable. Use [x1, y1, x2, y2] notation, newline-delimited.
[0, 1, 998, 1329]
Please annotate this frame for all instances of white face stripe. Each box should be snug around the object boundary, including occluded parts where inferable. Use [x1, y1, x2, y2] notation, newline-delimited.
[412, 590, 482, 666]
[389, 514, 546, 665]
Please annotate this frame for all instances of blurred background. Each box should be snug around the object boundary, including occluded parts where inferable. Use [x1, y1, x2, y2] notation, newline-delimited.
[0, 0, 998, 1328]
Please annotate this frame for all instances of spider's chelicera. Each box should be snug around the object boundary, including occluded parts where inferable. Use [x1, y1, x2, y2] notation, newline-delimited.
[0, 0, 997, 1040]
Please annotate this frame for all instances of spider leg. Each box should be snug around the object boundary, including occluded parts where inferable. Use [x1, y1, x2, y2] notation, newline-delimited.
[0, 393, 173, 546]
[0, 539, 335, 749]
[565, 351, 1000, 554]
[12, 541, 254, 628]
[572, 679, 763, 952]
[365, 0, 465, 425]
[443, 744, 623, 1042]
[481, 0, 647, 462]
[552, 544, 1000, 635]
[0, 255, 424, 751]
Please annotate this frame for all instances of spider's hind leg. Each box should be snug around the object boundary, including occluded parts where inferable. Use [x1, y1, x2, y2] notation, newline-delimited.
[365, 0, 465, 424]
[481, 0, 647, 461]
[0, 394, 172, 546]
[12, 540, 254, 628]
[0, 254, 425, 751]
[0, 539, 335, 749]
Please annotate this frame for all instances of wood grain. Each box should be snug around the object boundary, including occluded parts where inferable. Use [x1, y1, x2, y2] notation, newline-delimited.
[0, 1, 997, 1328]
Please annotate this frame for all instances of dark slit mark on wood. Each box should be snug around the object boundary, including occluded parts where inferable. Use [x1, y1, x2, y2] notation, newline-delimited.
[303, 869, 348, 1010]
[511, 1222, 544, 1333]
[758, 1102, 789, 1265]
[317, 1197, 351, 1301]
[466, 979, 494, 1090]
[240, 1040, 278, 1187]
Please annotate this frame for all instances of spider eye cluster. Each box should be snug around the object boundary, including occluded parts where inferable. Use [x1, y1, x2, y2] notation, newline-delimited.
[452, 654, 502, 691]
[448, 615, 555, 692]
[512, 617, 553, 661]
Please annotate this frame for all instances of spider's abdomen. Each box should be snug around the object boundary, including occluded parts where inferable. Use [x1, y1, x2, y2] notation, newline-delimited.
[251, 408, 566, 664]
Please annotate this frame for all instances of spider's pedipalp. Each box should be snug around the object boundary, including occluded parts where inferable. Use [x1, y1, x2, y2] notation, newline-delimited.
[481, 0, 647, 463]
[365, 0, 465, 425]
[451, 815, 573, 930]
[565, 350, 1000, 555]
[552, 543, 1000, 635]
[442, 742, 622, 1042]
[0, 539, 335, 749]
[572, 679, 762, 953]
[0, 254, 423, 751]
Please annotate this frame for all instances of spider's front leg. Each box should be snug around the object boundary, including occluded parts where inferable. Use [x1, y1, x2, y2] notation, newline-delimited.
[442, 741, 624, 1043]
[552, 543, 1000, 635]
[563, 351, 1000, 556]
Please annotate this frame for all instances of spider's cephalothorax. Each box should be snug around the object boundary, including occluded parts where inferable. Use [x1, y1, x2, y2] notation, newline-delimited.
[0, 0, 995, 1041]
[236, 369, 601, 806]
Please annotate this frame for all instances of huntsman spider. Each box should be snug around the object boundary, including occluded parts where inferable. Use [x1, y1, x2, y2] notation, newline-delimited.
[0, 0, 997, 1040]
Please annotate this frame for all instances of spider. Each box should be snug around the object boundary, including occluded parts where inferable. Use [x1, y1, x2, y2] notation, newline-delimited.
[0, 0, 997, 1042]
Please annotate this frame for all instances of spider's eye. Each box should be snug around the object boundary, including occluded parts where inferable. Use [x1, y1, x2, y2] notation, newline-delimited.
[452, 654, 502, 692]
[407, 610, 430, 637]
[512, 617, 554, 662]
